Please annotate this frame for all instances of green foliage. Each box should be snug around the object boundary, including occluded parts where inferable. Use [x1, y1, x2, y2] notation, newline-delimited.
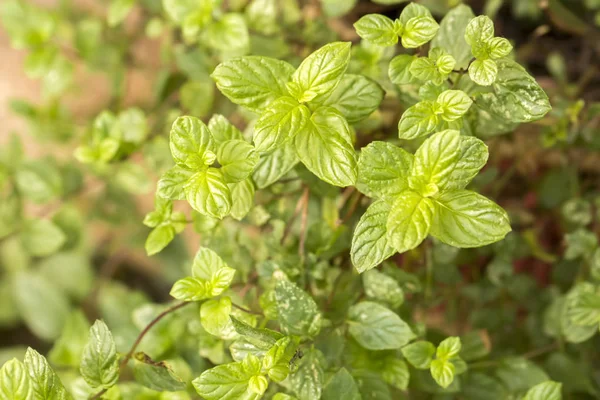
[5, 0, 600, 399]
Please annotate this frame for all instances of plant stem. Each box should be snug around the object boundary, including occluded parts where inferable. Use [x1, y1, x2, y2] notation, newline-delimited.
[231, 302, 263, 316]
[89, 301, 191, 399]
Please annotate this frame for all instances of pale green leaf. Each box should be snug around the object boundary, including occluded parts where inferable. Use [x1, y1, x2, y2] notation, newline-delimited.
[445, 136, 489, 190]
[289, 349, 324, 400]
[170, 277, 208, 301]
[191, 247, 236, 296]
[321, 74, 384, 123]
[169, 116, 214, 168]
[430, 359, 455, 388]
[21, 219, 66, 257]
[354, 14, 398, 46]
[229, 178, 255, 221]
[48, 311, 90, 367]
[201, 297, 233, 338]
[464, 15, 494, 46]
[357, 141, 413, 199]
[262, 336, 298, 382]
[211, 56, 295, 113]
[184, 168, 232, 219]
[108, 0, 134, 27]
[437, 337, 462, 359]
[411, 129, 461, 190]
[523, 381, 562, 400]
[431, 4, 475, 69]
[389, 54, 417, 85]
[381, 357, 410, 390]
[362, 269, 404, 307]
[351, 201, 396, 273]
[208, 114, 244, 144]
[430, 190, 511, 247]
[347, 301, 415, 350]
[386, 190, 434, 253]
[132, 356, 186, 392]
[253, 96, 310, 152]
[488, 37, 512, 59]
[401, 16, 439, 48]
[252, 142, 298, 189]
[193, 355, 263, 400]
[469, 58, 498, 86]
[275, 279, 321, 337]
[401, 341, 436, 369]
[397, 101, 439, 140]
[24, 347, 70, 400]
[294, 106, 357, 187]
[436, 90, 473, 121]
[202, 14, 249, 55]
[80, 320, 119, 389]
[0, 359, 31, 400]
[157, 166, 193, 200]
[217, 140, 259, 183]
[145, 224, 176, 256]
[322, 368, 361, 400]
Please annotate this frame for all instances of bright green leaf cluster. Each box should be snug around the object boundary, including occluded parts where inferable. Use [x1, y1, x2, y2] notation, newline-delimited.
[402, 336, 465, 388]
[143, 196, 187, 255]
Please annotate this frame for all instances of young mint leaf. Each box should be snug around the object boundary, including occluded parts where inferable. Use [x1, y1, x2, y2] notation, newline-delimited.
[322, 368, 361, 400]
[253, 96, 310, 152]
[217, 140, 259, 183]
[24, 347, 70, 399]
[409, 48, 456, 85]
[523, 381, 562, 400]
[211, 56, 295, 113]
[290, 41, 351, 103]
[202, 13, 249, 55]
[398, 3, 431, 25]
[294, 107, 357, 187]
[145, 225, 176, 256]
[469, 58, 498, 86]
[411, 129, 461, 190]
[170, 277, 208, 301]
[347, 301, 415, 350]
[321, 74, 384, 123]
[229, 178, 255, 221]
[275, 279, 321, 337]
[354, 14, 398, 46]
[430, 358, 455, 388]
[193, 354, 264, 400]
[157, 166, 193, 200]
[80, 320, 119, 389]
[389, 54, 418, 85]
[169, 116, 214, 168]
[436, 337, 462, 359]
[107, 0, 134, 26]
[21, 219, 66, 257]
[0, 358, 31, 400]
[380, 357, 410, 390]
[184, 168, 232, 219]
[387, 190, 434, 253]
[488, 37, 513, 59]
[132, 355, 186, 392]
[357, 141, 413, 199]
[208, 114, 244, 144]
[362, 269, 405, 307]
[289, 349, 325, 400]
[351, 201, 396, 273]
[397, 101, 438, 140]
[48, 311, 90, 367]
[437, 90, 473, 121]
[252, 142, 299, 189]
[401, 16, 439, 48]
[230, 316, 283, 349]
[201, 297, 233, 338]
[262, 336, 299, 382]
[567, 290, 600, 327]
[430, 190, 511, 247]
[464, 15, 495, 46]
[445, 136, 489, 190]
[431, 4, 475, 69]
[191, 247, 236, 297]
[401, 341, 436, 369]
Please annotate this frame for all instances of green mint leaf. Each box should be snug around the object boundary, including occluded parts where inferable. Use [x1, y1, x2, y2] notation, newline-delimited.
[354, 14, 398, 46]
[386, 190, 434, 253]
[193, 354, 263, 400]
[430, 190, 511, 247]
[15, 160, 62, 204]
[294, 107, 357, 187]
[229, 178, 255, 221]
[474, 58, 551, 123]
[21, 219, 66, 257]
[322, 368, 361, 400]
[523, 381, 562, 400]
[202, 14, 249, 55]
[262, 336, 299, 382]
[211, 56, 295, 113]
[145, 224, 176, 256]
[170, 277, 208, 301]
[445, 136, 489, 190]
[169, 116, 214, 168]
[275, 279, 321, 337]
[408, 57, 438, 83]
[252, 142, 298, 189]
[201, 297, 233, 338]
[469, 58, 498, 86]
[217, 140, 259, 183]
[436, 337, 462, 359]
[208, 114, 244, 144]
[357, 141, 413, 200]
[431, 5, 475, 69]
[132, 354, 186, 392]
[430, 358, 455, 388]
[157, 166, 193, 200]
[351, 201, 396, 273]
[397, 101, 438, 140]
[389, 54, 418, 85]
[0, 359, 31, 400]
[401, 16, 439, 48]
[436, 90, 473, 121]
[192, 247, 236, 297]
[362, 269, 405, 307]
[347, 301, 415, 350]
[184, 168, 232, 219]
[289, 349, 325, 400]
[253, 96, 311, 152]
[380, 357, 410, 390]
[401, 341, 436, 369]
[80, 320, 119, 389]
[48, 311, 90, 367]
[24, 347, 71, 399]
[230, 316, 283, 349]
[567, 290, 600, 327]
[411, 129, 461, 191]
[321, 74, 384, 123]
[290, 42, 351, 103]
[488, 37, 512, 59]
[464, 15, 494, 46]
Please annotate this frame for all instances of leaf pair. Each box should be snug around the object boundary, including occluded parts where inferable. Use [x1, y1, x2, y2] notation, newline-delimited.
[464, 15, 513, 86]
[352, 130, 511, 272]
[143, 196, 187, 255]
[158, 115, 258, 219]
[354, 4, 439, 48]
[390, 48, 456, 87]
[170, 247, 236, 301]
[402, 337, 465, 388]
[212, 42, 385, 187]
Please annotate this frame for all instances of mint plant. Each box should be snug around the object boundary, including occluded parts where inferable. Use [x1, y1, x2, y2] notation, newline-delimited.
[3, 0, 599, 399]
